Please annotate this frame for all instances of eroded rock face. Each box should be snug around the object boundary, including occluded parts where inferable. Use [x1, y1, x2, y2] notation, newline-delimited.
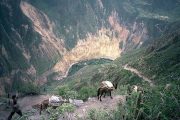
[53, 11, 148, 79]
[53, 28, 122, 78]
[10, 1, 149, 80]
[19, 2, 124, 79]
[20, 1, 66, 56]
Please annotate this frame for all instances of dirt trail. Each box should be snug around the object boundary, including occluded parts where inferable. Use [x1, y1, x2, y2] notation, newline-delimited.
[0, 90, 125, 120]
[27, 95, 126, 120]
[36, 95, 127, 120]
[69, 95, 126, 119]
[123, 64, 154, 86]
[18, 95, 50, 111]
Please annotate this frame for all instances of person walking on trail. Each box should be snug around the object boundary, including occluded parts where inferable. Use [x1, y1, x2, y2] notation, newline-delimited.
[7, 95, 23, 120]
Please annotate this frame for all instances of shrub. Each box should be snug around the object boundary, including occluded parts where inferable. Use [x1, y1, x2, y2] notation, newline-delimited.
[78, 86, 97, 101]
[57, 85, 78, 99]
[57, 103, 75, 114]
[46, 107, 59, 120]
[112, 85, 180, 120]
[87, 109, 113, 120]
[65, 90, 78, 99]
[57, 85, 70, 98]
[45, 103, 75, 120]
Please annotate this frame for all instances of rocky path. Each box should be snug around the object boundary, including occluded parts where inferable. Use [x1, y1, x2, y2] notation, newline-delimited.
[68, 95, 126, 119]
[28, 95, 125, 120]
[123, 64, 154, 86]
[18, 95, 50, 111]
[0, 94, 125, 119]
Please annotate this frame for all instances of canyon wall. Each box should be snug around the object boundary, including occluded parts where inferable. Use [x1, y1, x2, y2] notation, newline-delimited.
[1, 0, 179, 94]
[19, 1, 149, 79]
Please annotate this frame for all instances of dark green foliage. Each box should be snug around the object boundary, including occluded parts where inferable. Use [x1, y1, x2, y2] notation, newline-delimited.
[85, 85, 180, 120]
[12, 78, 40, 96]
[57, 85, 96, 101]
[57, 85, 71, 98]
[9, 71, 39, 95]
[78, 86, 97, 101]
[130, 33, 180, 85]
[87, 109, 113, 120]
[45, 103, 75, 120]
[57, 103, 75, 114]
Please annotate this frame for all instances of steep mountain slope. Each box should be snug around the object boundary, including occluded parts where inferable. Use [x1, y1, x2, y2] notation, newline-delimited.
[0, 0, 180, 95]
[128, 28, 180, 85]
[0, 0, 64, 94]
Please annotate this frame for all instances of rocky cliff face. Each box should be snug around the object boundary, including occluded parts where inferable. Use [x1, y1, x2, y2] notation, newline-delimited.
[22, 1, 150, 78]
[20, 1, 66, 55]
[0, 0, 179, 94]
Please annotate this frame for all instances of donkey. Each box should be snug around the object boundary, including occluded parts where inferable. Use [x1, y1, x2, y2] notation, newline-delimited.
[97, 81, 118, 101]
[39, 99, 49, 115]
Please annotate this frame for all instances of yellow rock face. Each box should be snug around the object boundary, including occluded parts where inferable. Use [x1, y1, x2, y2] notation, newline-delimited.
[53, 27, 128, 79]
[53, 11, 132, 79]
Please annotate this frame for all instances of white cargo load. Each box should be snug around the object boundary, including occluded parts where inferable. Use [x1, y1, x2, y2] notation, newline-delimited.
[101, 81, 114, 88]
[49, 95, 61, 106]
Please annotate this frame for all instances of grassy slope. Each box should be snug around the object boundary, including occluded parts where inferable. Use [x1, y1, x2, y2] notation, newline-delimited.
[129, 31, 180, 85]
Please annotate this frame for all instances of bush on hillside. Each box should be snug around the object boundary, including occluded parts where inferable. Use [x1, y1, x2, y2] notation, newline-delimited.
[87, 109, 113, 120]
[57, 85, 78, 99]
[78, 86, 97, 101]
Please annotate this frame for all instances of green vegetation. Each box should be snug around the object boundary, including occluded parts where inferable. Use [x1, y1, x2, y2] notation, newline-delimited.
[68, 58, 112, 76]
[57, 85, 96, 101]
[87, 109, 113, 120]
[57, 103, 75, 114]
[12, 81, 40, 96]
[77, 86, 97, 101]
[86, 85, 180, 120]
[45, 103, 75, 120]
[54, 29, 180, 119]
[129, 33, 180, 85]
[57, 85, 78, 99]
[11, 72, 40, 95]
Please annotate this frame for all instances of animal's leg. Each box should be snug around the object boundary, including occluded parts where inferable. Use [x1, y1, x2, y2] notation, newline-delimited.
[103, 92, 106, 98]
[109, 91, 113, 99]
[97, 88, 100, 100]
[100, 91, 104, 101]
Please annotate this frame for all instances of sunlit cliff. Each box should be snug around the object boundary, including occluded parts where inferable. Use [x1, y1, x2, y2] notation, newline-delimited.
[20, 1, 148, 79]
